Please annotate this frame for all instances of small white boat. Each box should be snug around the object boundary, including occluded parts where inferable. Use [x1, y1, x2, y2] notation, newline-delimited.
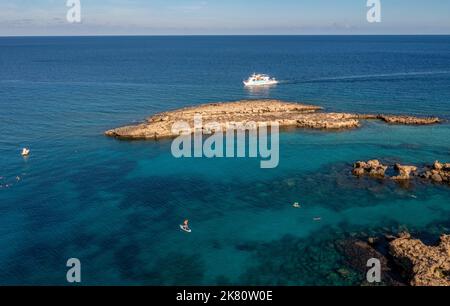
[243, 73, 278, 87]
[21, 148, 30, 156]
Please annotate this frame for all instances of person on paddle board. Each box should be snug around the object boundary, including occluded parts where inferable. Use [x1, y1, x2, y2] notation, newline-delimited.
[182, 219, 190, 231]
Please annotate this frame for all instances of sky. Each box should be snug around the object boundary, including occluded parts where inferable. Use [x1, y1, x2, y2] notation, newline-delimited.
[1, 0, 450, 36]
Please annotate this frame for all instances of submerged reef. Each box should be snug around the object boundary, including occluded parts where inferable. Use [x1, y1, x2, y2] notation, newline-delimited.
[335, 238, 405, 286]
[334, 231, 450, 286]
[104, 100, 440, 139]
[235, 228, 450, 286]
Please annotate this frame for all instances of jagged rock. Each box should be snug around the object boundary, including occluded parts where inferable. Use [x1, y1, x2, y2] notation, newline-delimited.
[392, 164, 418, 180]
[352, 160, 388, 178]
[352, 167, 365, 176]
[431, 173, 443, 183]
[367, 160, 380, 168]
[354, 161, 367, 168]
[389, 233, 450, 286]
[369, 167, 388, 177]
[434, 161, 444, 171]
[427, 161, 450, 183]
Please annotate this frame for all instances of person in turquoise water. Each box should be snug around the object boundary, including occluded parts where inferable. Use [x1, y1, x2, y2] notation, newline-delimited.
[181, 219, 191, 232]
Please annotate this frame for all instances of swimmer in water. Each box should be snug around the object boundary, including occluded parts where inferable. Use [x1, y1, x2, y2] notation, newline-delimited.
[21, 148, 30, 156]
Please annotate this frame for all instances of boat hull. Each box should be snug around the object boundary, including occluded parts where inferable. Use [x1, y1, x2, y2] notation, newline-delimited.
[243, 80, 279, 87]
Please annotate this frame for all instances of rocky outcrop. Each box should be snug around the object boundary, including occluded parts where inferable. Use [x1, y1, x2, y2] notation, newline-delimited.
[295, 113, 360, 129]
[352, 160, 449, 186]
[389, 233, 450, 286]
[377, 115, 441, 125]
[420, 161, 450, 184]
[352, 160, 388, 178]
[392, 164, 418, 180]
[105, 100, 441, 140]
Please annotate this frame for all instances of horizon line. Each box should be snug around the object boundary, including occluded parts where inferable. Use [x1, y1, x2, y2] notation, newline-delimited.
[1, 33, 450, 38]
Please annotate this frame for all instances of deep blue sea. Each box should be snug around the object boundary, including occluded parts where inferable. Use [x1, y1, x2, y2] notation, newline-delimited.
[1, 36, 449, 285]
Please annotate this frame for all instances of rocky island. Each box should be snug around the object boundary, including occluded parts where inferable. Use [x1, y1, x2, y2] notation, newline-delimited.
[105, 100, 441, 139]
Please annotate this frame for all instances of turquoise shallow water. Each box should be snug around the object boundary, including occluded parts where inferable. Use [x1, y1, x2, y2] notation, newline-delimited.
[0, 36, 449, 285]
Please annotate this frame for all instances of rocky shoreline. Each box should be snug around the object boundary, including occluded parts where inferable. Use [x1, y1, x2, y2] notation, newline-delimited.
[105, 100, 441, 139]
[338, 232, 450, 286]
[390, 232, 450, 286]
[348, 159, 450, 285]
[352, 160, 450, 185]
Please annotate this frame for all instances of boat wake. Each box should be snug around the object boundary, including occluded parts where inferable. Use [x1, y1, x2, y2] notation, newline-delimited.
[279, 71, 450, 85]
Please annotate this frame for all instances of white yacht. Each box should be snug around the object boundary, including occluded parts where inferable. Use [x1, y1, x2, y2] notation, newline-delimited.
[243, 73, 278, 87]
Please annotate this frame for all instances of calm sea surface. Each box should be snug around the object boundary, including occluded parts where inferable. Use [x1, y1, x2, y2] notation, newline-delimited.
[1, 36, 449, 285]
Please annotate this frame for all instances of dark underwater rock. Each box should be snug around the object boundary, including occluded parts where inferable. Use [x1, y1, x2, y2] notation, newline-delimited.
[335, 238, 405, 286]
